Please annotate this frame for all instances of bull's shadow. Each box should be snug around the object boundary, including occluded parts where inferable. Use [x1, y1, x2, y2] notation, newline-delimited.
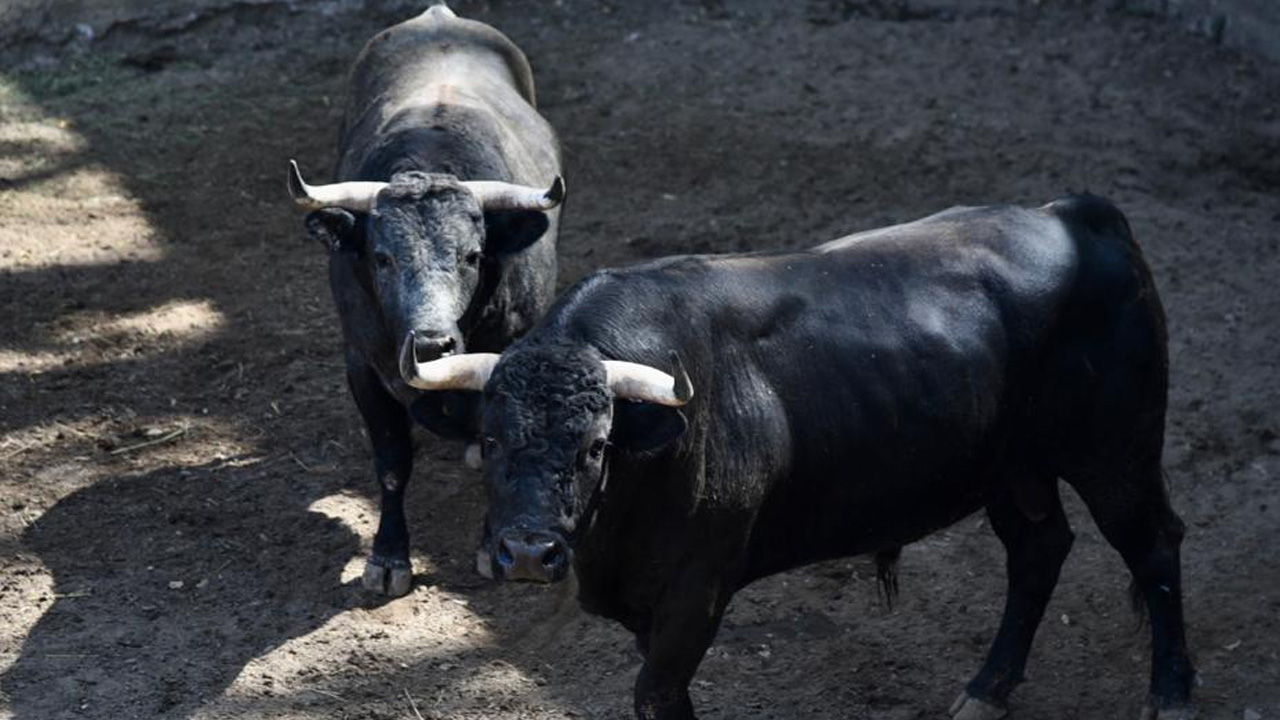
[1, 458, 374, 719]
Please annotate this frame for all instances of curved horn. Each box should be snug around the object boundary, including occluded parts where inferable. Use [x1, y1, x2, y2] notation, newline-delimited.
[461, 175, 566, 212]
[604, 351, 693, 407]
[287, 159, 386, 213]
[399, 336, 498, 390]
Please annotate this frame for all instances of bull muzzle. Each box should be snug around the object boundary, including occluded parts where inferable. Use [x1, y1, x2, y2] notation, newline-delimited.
[484, 528, 571, 584]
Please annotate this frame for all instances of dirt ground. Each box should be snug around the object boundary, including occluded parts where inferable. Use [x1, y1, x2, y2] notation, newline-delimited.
[1, 1, 1278, 718]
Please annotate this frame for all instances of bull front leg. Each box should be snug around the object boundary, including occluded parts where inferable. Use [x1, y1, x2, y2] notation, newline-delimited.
[347, 359, 415, 597]
[632, 568, 733, 720]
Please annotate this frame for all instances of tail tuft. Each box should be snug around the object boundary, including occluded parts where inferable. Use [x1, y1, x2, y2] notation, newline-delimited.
[874, 547, 902, 609]
[1129, 577, 1149, 630]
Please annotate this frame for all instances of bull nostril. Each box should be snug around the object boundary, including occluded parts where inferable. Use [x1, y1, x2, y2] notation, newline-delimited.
[412, 333, 456, 361]
[541, 543, 566, 570]
[496, 540, 515, 568]
[494, 531, 568, 581]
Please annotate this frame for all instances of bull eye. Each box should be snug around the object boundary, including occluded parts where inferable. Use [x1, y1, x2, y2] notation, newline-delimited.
[464, 250, 481, 267]
[373, 251, 393, 270]
[588, 438, 607, 461]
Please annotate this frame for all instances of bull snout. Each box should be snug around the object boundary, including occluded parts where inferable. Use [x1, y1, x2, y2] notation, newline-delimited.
[494, 529, 571, 583]
[408, 331, 457, 363]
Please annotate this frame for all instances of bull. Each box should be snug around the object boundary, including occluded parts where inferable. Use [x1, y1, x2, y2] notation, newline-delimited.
[287, 2, 565, 596]
[400, 195, 1195, 719]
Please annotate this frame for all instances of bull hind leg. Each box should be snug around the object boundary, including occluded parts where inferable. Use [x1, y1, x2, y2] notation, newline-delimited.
[951, 476, 1074, 720]
[348, 361, 415, 597]
[1067, 460, 1195, 719]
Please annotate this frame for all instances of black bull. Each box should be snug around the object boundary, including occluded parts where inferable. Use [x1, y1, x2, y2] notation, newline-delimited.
[407, 195, 1195, 720]
[290, 5, 564, 596]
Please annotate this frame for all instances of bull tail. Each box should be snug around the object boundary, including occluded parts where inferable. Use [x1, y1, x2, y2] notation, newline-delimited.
[1044, 192, 1137, 252]
[874, 547, 902, 609]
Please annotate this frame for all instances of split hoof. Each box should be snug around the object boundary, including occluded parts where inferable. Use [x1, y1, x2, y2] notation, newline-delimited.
[1138, 703, 1198, 720]
[361, 555, 412, 596]
[464, 442, 483, 471]
[949, 692, 1007, 720]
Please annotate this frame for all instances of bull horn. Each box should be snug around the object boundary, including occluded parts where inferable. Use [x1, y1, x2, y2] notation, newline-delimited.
[287, 159, 386, 213]
[604, 352, 693, 407]
[461, 175, 566, 212]
[399, 337, 498, 390]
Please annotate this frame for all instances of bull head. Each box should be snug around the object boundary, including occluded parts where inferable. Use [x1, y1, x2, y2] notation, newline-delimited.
[401, 342, 693, 583]
[289, 161, 565, 366]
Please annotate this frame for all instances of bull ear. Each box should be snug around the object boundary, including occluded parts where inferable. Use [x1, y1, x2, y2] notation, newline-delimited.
[408, 391, 481, 440]
[483, 209, 551, 256]
[305, 208, 360, 253]
[611, 401, 687, 453]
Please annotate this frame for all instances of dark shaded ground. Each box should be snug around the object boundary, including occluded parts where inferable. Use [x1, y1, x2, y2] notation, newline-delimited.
[1, 1, 1278, 719]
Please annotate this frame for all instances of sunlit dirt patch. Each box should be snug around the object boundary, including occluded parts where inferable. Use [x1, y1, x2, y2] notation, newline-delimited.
[0, 299, 226, 375]
[0, 553, 54, 684]
[0, 79, 165, 271]
[306, 491, 381, 584]
[0, 120, 87, 176]
[0, 180, 165, 270]
[93, 298, 223, 338]
[0, 413, 255, 493]
[190, 584, 533, 720]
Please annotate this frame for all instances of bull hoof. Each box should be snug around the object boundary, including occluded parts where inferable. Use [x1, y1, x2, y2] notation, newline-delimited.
[361, 555, 412, 596]
[464, 442, 483, 471]
[949, 692, 1007, 720]
[1138, 703, 1198, 720]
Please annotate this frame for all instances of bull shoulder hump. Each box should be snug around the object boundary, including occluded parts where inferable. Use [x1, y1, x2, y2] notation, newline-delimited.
[373, 6, 536, 106]
[422, 3, 457, 19]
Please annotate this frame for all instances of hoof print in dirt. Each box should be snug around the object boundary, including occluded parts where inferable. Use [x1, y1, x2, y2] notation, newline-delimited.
[949, 692, 1007, 720]
[361, 556, 412, 597]
[1138, 704, 1199, 720]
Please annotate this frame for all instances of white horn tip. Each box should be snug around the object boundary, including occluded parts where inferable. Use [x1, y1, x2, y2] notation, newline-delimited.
[287, 159, 313, 207]
[399, 331, 421, 387]
[670, 351, 693, 404]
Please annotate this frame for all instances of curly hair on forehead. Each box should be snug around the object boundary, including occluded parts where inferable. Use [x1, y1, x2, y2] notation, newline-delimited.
[491, 341, 612, 454]
[381, 171, 468, 202]
[493, 342, 611, 410]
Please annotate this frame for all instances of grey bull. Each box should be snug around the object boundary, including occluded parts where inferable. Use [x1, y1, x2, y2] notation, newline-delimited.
[288, 2, 565, 596]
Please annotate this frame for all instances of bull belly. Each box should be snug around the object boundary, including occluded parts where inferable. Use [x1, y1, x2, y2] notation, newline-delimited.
[744, 472, 986, 581]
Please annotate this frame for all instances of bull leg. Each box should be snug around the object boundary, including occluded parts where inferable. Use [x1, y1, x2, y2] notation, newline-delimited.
[1069, 464, 1196, 719]
[952, 477, 1074, 720]
[633, 571, 732, 720]
[348, 360, 415, 597]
